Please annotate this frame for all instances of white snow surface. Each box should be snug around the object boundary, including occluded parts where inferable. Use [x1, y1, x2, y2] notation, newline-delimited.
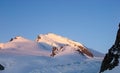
[0, 33, 105, 73]
[36, 33, 84, 48]
[36, 33, 97, 57]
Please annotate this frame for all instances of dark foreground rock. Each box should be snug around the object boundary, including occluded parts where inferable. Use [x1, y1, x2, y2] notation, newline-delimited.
[0, 64, 4, 70]
[99, 23, 120, 73]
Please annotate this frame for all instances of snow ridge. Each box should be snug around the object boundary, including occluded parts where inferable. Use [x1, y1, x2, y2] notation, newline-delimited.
[0, 33, 104, 73]
[36, 33, 93, 57]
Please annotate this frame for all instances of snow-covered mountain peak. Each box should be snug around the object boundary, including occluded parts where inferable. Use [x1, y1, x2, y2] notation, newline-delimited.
[36, 33, 94, 57]
[0, 33, 104, 73]
[0, 33, 102, 58]
[0, 36, 50, 56]
[36, 33, 83, 47]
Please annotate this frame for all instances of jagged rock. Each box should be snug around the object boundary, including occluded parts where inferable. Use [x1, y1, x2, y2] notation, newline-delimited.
[9, 36, 21, 42]
[0, 64, 4, 70]
[78, 46, 93, 57]
[99, 23, 120, 73]
[36, 35, 41, 42]
[10, 38, 14, 42]
[50, 47, 58, 57]
[50, 46, 64, 57]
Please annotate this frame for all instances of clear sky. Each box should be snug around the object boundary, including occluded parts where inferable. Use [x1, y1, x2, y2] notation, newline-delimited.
[0, 0, 120, 53]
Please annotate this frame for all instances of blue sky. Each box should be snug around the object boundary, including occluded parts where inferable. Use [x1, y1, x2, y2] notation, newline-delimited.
[0, 0, 120, 53]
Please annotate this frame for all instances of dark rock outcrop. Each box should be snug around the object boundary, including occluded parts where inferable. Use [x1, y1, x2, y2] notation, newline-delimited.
[36, 35, 41, 42]
[50, 46, 65, 57]
[50, 45, 94, 58]
[99, 23, 120, 73]
[0, 64, 4, 70]
[50, 47, 58, 57]
[78, 46, 93, 57]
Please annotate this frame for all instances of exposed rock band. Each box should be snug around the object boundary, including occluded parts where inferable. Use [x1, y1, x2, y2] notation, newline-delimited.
[99, 23, 120, 73]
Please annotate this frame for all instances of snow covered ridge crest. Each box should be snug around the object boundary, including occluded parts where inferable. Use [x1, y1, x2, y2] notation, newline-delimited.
[0, 33, 104, 73]
[0, 33, 94, 57]
[35, 33, 93, 57]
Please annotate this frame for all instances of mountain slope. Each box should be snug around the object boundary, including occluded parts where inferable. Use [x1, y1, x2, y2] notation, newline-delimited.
[0, 33, 103, 73]
[36, 33, 94, 57]
[0, 36, 50, 56]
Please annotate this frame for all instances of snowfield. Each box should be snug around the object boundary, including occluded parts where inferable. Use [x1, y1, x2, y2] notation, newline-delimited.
[0, 53, 102, 73]
[0, 33, 104, 73]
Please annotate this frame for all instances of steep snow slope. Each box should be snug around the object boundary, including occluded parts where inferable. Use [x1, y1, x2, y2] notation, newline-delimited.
[0, 33, 103, 73]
